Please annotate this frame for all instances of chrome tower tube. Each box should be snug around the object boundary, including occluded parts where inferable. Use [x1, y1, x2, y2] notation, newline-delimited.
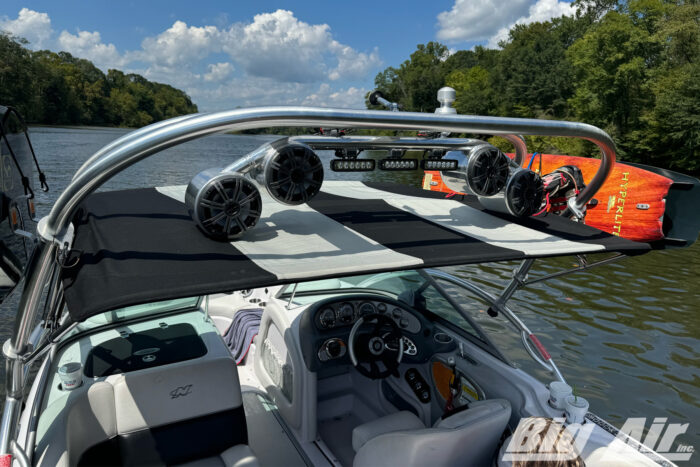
[72, 113, 203, 180]
[45, 107, 616, 239]
[291, 135, 486, 150]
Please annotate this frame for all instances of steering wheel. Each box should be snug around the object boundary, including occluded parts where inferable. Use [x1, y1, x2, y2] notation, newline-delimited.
[348, 313, 404, 379]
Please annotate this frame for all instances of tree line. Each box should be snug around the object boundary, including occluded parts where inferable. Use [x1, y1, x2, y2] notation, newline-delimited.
[368, 0, 699, 174]
[0, 33, 197, 128]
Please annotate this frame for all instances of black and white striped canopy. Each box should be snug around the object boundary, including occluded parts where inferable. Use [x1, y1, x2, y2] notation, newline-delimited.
[62, 181, 649, 322]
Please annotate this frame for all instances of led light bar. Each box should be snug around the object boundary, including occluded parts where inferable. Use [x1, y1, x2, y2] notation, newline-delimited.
[330, 159, 376, 172]
[378, 158, 418, 171]
[420, 159, 459, 171]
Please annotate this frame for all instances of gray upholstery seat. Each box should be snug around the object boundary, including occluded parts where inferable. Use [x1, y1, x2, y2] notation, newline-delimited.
[352, 399, 511, 467]
[352, 411, 425, 452]
[35, 356, 259, 467]
[175, 445, 259, 466]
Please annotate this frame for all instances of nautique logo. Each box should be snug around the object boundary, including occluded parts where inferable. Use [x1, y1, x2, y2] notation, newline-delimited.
[501, 416, 694, 463]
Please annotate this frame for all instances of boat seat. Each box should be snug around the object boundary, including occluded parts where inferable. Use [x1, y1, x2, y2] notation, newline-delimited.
[352, 399, 511, 467]
[35, 355, 257, 467]
[352, 411, 425, 452]
[174, 445, 259, 467]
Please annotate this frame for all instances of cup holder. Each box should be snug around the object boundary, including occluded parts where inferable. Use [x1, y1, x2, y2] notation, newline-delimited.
[434, 332, 453, 344]
[249, 298, 261, 304]
[258, 302, 267, 308]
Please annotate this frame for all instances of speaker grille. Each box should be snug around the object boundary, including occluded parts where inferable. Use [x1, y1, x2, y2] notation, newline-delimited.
[195, 174, 262, 240]
[507, 170, 544, 217]
[264, 145, 323, 205]
[467, 147, 510, 196]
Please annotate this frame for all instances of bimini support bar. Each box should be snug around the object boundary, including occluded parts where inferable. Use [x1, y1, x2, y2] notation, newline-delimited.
[426, 267, 567, 383]
[522, 254, 627, 286]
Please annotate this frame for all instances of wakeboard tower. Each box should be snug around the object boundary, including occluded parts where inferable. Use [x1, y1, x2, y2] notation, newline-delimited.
[0, 96, 694, 467]
[416, 89, 700, 246]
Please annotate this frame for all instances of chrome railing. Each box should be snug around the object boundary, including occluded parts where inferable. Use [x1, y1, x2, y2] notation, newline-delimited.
[45, 107, 615, 239]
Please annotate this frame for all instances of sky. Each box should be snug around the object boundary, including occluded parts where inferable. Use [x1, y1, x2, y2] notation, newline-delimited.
[0, 0, 576, 111]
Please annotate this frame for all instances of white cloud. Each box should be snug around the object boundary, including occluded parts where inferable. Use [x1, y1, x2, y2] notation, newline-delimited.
[302, 83, 367, 108]
[0, 8, 380, 111]
[187, 79, 367, 111]
[139, 64, 201, 89]
[0, 8, 52, 48]
[487, 0, 576, 47]
[328, 43, 381, 81]
[222, 10, 331, 82]
[203, 62, 234, 82]
[138, 20, 221, 68]
[436, 0, 574, 46]
[58, 30, 126, 69]
[221, 10, 381, 83]
[187, 78, 307, 108]
[436, 0, 530, 43]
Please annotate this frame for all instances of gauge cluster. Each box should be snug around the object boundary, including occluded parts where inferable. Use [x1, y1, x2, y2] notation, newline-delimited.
[314, 299, 420, 334]
[300, 294, 456, 372]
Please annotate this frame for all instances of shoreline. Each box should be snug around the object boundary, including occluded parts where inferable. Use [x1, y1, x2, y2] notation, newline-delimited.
[28, 124, 134, 131]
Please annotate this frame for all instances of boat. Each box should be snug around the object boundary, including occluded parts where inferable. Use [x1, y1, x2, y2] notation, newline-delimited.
[417, 89, 700, 246]
[0, 96, 695, 467]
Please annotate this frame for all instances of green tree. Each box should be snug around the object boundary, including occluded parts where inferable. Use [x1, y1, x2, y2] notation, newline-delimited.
[369, 42, 450, 112]
[640, 1, 700, 171]
[445, 66, 495, 115]
[567, 0, 664, 158]
[0, 34, 38, 119]
[0, 34, 197, 127]
[497, 16, 587, 118]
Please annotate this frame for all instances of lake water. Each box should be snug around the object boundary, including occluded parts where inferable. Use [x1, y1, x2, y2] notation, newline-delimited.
[1, 126, 698, 454]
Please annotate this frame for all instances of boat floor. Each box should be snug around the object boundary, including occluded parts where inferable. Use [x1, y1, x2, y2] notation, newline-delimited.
[317, 413, 360, 467]
[242, 389, 308, 466]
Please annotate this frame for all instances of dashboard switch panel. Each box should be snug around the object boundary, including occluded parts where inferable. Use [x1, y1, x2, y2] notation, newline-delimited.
[405, 368, 431, 403]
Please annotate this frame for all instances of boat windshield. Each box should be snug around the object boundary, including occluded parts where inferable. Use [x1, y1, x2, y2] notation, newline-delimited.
[280, 270, 493, 345]
[280, 270, 430, 300]
[280, 269, 546, 373]
[63, 296, 201, 339]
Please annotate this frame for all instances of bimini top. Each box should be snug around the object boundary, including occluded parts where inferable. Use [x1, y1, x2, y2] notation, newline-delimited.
[61, 181, 648, 322]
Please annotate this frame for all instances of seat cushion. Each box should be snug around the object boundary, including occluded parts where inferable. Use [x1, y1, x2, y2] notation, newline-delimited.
[113, 356, 242, 434]
[352, 411, 425, 452]
[175, 444, 259, 467]
[354, 399, 511, 467]
[434, 399, 511, 429]
[220, 445, 259, 467]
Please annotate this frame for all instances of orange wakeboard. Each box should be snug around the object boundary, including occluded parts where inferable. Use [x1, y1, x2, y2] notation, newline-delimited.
[424, 154, 673, 242]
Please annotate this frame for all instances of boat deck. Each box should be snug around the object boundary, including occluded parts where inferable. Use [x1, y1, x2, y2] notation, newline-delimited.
[242, 390, 308, 466]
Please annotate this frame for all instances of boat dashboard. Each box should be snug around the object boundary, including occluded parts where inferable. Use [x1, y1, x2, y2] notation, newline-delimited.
[299, 293, 456, 372]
